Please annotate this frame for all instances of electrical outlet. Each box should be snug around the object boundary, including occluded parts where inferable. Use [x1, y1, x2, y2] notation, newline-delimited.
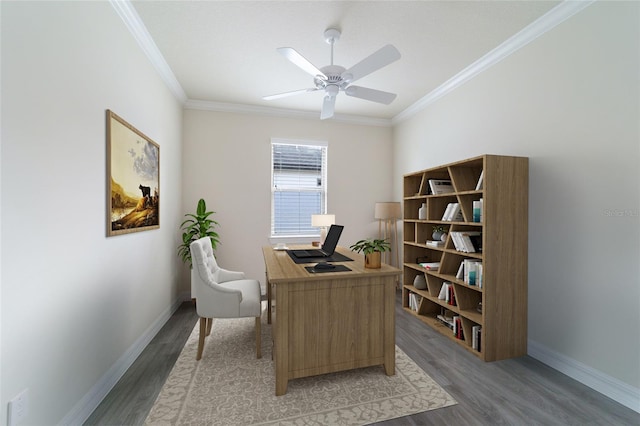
[7, 389, 28, 426]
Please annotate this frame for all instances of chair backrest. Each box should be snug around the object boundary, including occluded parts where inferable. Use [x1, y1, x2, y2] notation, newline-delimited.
[190, 236, 220, 285]
[190, 237, 243, 318]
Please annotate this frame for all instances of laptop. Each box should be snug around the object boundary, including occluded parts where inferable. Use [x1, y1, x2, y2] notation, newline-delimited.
[291, 224, 344, 258]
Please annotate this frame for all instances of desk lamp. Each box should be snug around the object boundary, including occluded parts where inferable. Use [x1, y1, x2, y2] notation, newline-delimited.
[311, 214, 335, 246]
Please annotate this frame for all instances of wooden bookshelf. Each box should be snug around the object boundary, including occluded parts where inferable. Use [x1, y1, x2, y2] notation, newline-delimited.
[402, 155, 528, 361]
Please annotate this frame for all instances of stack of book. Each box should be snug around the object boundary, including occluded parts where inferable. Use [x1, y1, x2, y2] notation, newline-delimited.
[450, 231, 482, 253]
[419, 261, 440, 271]
[441, 203, 463, 221]
[456, 259, 483, 287]
[452, 316, 464, 340]
[428, 179, 454, 195]
[437, 310, 454, 330]
[408, 292, 422, 312]
[438, 282, 456, 305]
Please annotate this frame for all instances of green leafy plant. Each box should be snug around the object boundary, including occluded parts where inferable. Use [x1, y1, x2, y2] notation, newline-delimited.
[178, 198, 220, 267]
[432, 225, 446, 234]
[349, 238, 391, 255]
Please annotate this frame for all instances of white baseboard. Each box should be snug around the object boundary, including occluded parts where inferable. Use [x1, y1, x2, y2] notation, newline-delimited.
[528, 339, 640, 413]
[60, 292, 191, 425]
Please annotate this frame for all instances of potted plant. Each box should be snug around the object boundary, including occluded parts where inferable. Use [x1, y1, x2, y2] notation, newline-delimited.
[432, 225, 447, 241]
[349, 238, 391, 269]
[178, 198, 220, 268]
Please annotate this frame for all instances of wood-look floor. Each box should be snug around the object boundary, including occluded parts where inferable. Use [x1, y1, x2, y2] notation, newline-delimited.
[85, 293, 638, 425]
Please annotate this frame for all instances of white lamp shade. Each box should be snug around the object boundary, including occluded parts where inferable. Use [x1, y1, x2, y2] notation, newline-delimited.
[311, 214, 335, 227]
[374, 202, 401, 220]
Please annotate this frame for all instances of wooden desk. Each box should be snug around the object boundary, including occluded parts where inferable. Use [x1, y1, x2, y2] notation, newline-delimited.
[262, 246, 401, 396]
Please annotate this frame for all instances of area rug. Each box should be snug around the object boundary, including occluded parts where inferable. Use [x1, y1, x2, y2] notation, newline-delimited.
[145, 314, 456, 425]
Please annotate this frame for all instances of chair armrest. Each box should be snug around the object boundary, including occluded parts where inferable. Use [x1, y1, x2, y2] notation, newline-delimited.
[216, 268, 246, 283]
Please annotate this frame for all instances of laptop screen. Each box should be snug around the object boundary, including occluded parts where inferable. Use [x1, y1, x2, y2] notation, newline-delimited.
[321, 224, 344, 254]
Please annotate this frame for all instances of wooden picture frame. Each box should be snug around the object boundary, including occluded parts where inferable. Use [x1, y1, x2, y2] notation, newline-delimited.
[107, 110, 160, 236]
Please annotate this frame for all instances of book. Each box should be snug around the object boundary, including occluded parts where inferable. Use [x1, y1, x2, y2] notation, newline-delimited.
[419, 262, 440, 271]
[438, 284, 447, 300]
[475, 170, 484, 190]
[456, 261, 465, 279]
[472, 325, 482, 350]
[428, 179, 454, 195]
[409, 293, 422, 312]
[450, 232, 460, 251]
[446, 283, 456, 306]
[473, 200, 482, 222]
[461, 231, 482, 253]
[437, 314, 454, 330]
[463, 259, 482, 285]
[450, 231, 477, 252]
[442, 203, 463, 221]
[426, 240, 444, 247]
[441, 282, 455, 305]
[441, 203, 453, 220]
[453, 316, 464, 340]
[450, 231, 482, 253]
[449, 203, 463, 221]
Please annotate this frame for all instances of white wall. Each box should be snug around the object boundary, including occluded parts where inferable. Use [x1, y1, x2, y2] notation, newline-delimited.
[181, 109, 394, 287]
[1, 0, 637, 422]
[1, 2, 184, 424]
[393, 0, 639, 404]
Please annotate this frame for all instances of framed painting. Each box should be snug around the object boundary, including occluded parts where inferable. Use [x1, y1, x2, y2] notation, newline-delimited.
[107, 110, 160, 236]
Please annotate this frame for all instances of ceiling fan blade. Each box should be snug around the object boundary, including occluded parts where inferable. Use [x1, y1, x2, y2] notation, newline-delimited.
[263, 88, 317, 100]
[341, 44, 401, 83]
[320, 95, 336, 120]
[345, 85, 397, 104]
[277, 47, 327, 78]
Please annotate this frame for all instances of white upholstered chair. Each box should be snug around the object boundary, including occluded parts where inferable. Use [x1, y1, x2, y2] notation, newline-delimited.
[189, 237, 262, 360]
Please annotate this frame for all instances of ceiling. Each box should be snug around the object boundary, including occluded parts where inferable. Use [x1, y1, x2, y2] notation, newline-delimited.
[130, 1, 561, 121]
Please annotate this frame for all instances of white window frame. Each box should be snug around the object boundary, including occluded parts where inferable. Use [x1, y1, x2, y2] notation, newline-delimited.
[270, 138, 328, 241]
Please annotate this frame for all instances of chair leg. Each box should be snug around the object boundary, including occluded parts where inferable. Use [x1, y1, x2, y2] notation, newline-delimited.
[206, 318, 212, 336]
[196, 317, 207, 361]
[255, 316, 262, 359]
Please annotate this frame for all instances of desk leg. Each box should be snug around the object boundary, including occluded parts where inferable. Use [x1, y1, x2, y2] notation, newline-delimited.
[266, 274, 272, 324]
[383, 279, 396, 376]
[274, 283, 288, 396]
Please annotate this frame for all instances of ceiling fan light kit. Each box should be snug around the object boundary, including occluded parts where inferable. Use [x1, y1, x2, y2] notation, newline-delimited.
[263, 28, 401, 120]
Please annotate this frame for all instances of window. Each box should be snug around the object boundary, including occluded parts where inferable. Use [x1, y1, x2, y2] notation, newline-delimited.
[271, 139, 327, 237]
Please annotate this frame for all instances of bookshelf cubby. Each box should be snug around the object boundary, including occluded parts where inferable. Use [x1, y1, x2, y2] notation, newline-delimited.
[402, 155, 528, 361]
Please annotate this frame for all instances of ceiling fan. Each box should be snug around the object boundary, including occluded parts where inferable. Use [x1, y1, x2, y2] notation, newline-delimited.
[263, 28, 401, 120]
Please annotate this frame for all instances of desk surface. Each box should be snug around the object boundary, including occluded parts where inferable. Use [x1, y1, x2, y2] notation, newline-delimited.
[262, 245, 400, 283]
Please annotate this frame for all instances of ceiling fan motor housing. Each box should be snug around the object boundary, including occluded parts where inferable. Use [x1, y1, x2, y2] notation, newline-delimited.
[314, 65, 347, 94]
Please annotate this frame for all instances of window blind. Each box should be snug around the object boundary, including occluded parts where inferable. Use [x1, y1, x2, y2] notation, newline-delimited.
[271, 141, 327, 237]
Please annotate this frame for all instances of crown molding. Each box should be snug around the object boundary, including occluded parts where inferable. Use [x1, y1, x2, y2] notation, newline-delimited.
[113, 0, 593, 126]
[109, 0, 187, 103]
[392, 0, 596, 124]
[184, 99, 393, 127]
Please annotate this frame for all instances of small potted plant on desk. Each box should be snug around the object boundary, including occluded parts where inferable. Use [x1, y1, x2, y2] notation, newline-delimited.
[349, 238, 391, 269]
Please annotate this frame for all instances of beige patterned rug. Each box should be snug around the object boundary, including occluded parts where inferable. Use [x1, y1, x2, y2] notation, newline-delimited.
[145, 313, 456, 425]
